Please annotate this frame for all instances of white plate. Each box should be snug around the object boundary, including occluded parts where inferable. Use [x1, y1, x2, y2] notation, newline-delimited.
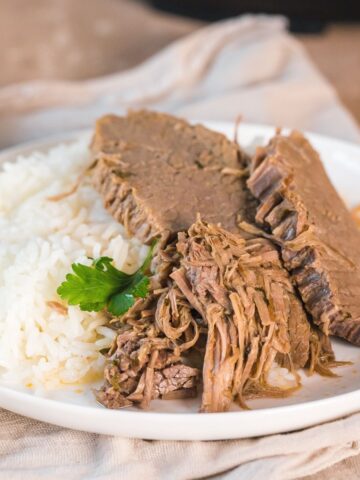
[1, 122, 360, 440]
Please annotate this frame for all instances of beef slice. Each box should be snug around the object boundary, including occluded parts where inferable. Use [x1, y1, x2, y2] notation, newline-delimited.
[247, 130, 360, 345]
[90, 110, 251, 243]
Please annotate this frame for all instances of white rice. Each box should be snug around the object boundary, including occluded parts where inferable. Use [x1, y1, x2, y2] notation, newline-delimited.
[0, 135, 148, 391]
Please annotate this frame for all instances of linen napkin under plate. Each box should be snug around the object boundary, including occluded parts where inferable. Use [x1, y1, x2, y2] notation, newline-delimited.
[0, 15, 358, 148]
[0, 14, 360, 480]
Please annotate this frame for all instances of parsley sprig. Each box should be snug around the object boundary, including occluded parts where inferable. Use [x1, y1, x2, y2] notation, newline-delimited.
[57, 245, 154, 316]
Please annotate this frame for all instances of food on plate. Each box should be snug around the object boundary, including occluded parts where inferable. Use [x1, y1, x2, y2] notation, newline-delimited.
[0, 137, 149, 389]
[88, 112, 345, 412]
[248, 131, 360, 345]
[0, 111, 356, 412]
[90, 110, 251, 241]
[96, 236, 202, 409]
[58, 249, 154, 317]
[173, 220, 312, 412]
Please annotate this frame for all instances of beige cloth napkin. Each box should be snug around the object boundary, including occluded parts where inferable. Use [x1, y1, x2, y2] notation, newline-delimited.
[1, 408, 360, 480]
[0, 15, 358, 147]
[0, 14, 360, 480]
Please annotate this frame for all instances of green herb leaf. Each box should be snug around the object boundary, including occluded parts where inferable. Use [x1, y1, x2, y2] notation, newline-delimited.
[79, 301, 107, 312]
[130, 273, 150, 298]
[107, 272, 150, 315]
[57, 246, 155, 316]
[107, 292, 135, 316]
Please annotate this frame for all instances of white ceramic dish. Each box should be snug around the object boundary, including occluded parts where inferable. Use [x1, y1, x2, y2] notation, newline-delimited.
[1, 121, 360, 440]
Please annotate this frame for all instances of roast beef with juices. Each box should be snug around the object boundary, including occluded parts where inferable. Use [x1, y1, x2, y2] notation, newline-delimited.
[91, 110, 251, 243]
[247, 131, 360, 346]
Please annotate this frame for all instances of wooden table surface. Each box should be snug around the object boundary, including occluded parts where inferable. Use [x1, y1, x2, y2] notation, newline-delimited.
[0, 0, 359, 125]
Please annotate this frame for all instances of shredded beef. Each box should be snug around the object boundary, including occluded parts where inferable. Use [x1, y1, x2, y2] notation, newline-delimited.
[96, 240, 203, 409]
[171, 219, 311, 411]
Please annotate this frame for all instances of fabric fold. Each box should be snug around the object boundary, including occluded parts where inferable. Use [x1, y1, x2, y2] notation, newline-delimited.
[0, 15, 358, 148]
[2, 409, 360, 480]
[0, 13, 360, 480]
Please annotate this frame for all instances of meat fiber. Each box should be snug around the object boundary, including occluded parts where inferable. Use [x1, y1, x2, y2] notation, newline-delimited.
[96, 240, 202, 409]
[96, 317, 200, 409]
[247, 131, 360, 346]
[172, 219, 311, 411]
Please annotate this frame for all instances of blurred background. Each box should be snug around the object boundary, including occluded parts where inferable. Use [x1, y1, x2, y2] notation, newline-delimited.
[0, 0, 359, 122]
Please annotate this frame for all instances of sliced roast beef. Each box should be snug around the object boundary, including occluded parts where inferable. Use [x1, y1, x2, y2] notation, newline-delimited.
[90, 110, 251, 243]
[247, 131, 360, 345]
[91, 113, 341, 413]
